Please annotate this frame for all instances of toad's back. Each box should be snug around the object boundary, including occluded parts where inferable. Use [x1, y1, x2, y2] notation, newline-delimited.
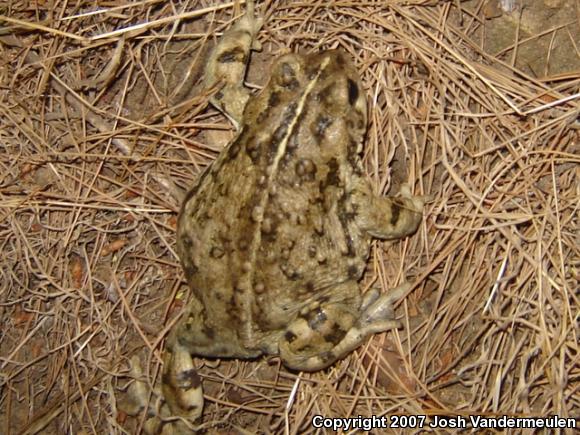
[176, 50, 372, 352]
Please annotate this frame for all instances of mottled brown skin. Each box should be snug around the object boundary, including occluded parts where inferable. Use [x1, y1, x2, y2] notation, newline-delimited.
[176, 50, 364, 353]
[173, 49, 423, 369]
[157, 2, 424, 433]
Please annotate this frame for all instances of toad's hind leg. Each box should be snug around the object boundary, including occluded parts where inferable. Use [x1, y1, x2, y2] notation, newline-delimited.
[203, 0, 263, 127]
[119, 347, 203, 435]
[279, 282, 405, 372]
[161, 342, 204, 434]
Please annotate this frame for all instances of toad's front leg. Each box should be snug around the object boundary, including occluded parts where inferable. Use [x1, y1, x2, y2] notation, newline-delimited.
[357, 184, 425, 240]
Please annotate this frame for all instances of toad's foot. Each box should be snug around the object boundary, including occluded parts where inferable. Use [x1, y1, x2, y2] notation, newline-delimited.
[279, 282, 406, 372]
[119, 353, 202, 435]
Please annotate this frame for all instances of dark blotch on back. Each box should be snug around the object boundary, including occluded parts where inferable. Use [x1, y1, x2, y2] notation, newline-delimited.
[313, 114, 332, 140]
[347, 264, 359, 278]
[344, 236, 356, 258]
[269, 102, 298, 153]
[347, 78, 359, 105]
[323, 158, 341, 188]
[227, 141, 242, 159]
[340, 210, 357, 223]
[245, 137, 262, 163]
[256, 109, 269, 125]
[347, 140, 364, 176]
[268, 91, 281, 108]
[279, 62, 300, 90]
